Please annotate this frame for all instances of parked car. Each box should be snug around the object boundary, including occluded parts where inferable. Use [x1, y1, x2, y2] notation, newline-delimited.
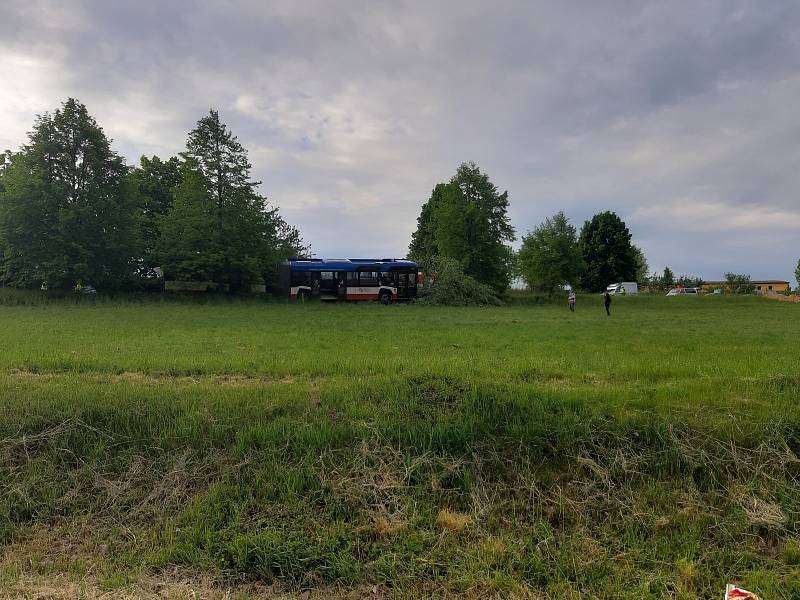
[666, 287, 698, 296]
[606, 282, 638, 295]
[74, 283, 97, 294]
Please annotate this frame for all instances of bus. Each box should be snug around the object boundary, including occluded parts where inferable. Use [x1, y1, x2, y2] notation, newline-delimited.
[276, 258, 419, 304]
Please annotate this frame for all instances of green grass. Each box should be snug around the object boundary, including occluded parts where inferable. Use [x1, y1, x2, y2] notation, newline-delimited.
[1, 295, 799, 598]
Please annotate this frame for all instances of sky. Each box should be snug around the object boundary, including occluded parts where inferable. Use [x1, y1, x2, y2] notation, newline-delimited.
[1, 1, 799, 282]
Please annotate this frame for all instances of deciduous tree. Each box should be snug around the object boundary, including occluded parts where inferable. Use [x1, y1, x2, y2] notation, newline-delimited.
[131, 155, 182, 273]
[408, 183, 447, 262]
[0, 99, 139, 289]
[632, 245, 649, 284]
[409, 162, 515, 294]
[517, 211, 581, 294]
[577, 211, 636, 292]
[724, 272, 754, 294]
[795, 258, 800, 292]
[661, 267, 675, 289]
[156, 163, 221, 283]
[677, 274, 703, 288]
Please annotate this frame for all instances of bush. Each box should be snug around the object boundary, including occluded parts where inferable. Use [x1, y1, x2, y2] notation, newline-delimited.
[416, 256, 502, 306]
[724, 272, 755, 294]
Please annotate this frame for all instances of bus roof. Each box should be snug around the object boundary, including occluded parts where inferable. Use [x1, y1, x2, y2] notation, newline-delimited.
[288, 258, 417, 272]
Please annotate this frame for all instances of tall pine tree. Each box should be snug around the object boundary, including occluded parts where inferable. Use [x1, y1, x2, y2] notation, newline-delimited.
[158, 109, 305, 291]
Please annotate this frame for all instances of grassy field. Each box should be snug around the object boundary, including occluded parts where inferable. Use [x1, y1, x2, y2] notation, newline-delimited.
[0, 295, 799, 598]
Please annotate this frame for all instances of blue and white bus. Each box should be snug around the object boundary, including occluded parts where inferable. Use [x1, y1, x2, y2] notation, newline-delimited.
[277, 258, 419, 303]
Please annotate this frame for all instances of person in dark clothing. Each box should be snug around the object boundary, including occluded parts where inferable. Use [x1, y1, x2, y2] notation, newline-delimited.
[604, 291, 612, 316]
[337, 275, 346, 301]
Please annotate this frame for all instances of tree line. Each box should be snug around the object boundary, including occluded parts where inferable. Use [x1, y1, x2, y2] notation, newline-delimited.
[408, 162, 647, 294]
[408, 163, 800, 295]
[0, 98, 305, 292]
[3, 101, 795, 296]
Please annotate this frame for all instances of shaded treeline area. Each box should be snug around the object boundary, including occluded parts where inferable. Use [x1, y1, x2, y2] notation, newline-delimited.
[0, 99, 305, 293]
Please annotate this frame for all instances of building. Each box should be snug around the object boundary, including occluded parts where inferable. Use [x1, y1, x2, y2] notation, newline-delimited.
[701, 280, 790, 293]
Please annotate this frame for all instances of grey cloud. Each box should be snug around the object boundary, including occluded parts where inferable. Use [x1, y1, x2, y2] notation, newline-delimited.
[1, 0, 798, 281]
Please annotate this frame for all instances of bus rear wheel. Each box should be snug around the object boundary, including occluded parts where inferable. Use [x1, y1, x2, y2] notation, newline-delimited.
[379, 290, 392, 305]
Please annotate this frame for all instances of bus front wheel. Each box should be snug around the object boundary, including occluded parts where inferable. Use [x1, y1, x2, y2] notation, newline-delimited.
[379, 290, 392, 305]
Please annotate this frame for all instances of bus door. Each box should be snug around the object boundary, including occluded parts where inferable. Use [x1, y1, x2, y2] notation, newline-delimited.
[396, 272, 409, 298]
[318, 270, 338, 300]
[407, 269, 417, 298]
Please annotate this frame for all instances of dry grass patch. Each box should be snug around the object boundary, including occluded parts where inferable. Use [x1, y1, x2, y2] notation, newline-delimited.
[743, 497, 786, 530]
[675, 558, 699, 599]
[369, 514, 406, 537]
[0, 572, 389, 600]
[8, 369, 296, 386]
[436, 509, 471, 532]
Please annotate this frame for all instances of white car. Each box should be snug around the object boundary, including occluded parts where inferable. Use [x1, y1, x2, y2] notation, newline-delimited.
[666, 287, 698, 296]
[606, 282, 638, 295]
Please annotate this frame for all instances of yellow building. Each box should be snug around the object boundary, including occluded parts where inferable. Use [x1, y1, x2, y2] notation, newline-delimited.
[701, 280, 790, 293]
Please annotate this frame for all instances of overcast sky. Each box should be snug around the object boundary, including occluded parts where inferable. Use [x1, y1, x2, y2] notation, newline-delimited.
[2, 1, 799, 281]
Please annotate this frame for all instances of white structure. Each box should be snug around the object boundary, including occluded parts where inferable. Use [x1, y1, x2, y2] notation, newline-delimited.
[606, 282, 638, 295]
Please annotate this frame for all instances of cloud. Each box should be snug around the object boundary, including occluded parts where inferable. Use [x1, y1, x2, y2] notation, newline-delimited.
[1, 0, 798, 280]
[633, 200, 800, 232]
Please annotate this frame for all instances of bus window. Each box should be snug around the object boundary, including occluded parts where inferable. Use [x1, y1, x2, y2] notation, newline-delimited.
[347, 272, 358, 286]
[407, 273, 416, 287]
[359, 271, 378, 286]
[291, 271, 310, 286]
[320, 271, 333, 280]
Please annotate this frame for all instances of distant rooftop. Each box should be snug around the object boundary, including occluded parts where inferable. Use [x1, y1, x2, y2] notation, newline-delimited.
[703, 279, 789, 285]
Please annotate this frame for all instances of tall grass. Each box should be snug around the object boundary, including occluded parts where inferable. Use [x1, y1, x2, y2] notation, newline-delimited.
[0, 296, 798, 598]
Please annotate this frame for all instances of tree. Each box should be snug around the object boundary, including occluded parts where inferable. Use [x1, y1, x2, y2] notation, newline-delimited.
[0, 152, 8, 285]
[632, 246, 649, 284]
[517, 211, 581, 294]
[724, 272, 754, 294]
[0, 99, 139, 289]
[677, 274, 703, 288]
[795, 258, 800, 292]
[179, 109, 264, 289]
[661, 267, 675, 289]
[408, 183, 447, 261]
[131, 155, 182, 274]
[416, 256, 501, 306]
[577, 211, 636, 292]
[160, 109, 305, 291]
[156, 163, 222, 282]
[408, 162, 515, 294]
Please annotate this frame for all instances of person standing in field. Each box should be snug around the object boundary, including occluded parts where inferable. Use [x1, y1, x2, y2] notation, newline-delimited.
[604, 291, 612, 316]
[568, 290, 576, 312]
